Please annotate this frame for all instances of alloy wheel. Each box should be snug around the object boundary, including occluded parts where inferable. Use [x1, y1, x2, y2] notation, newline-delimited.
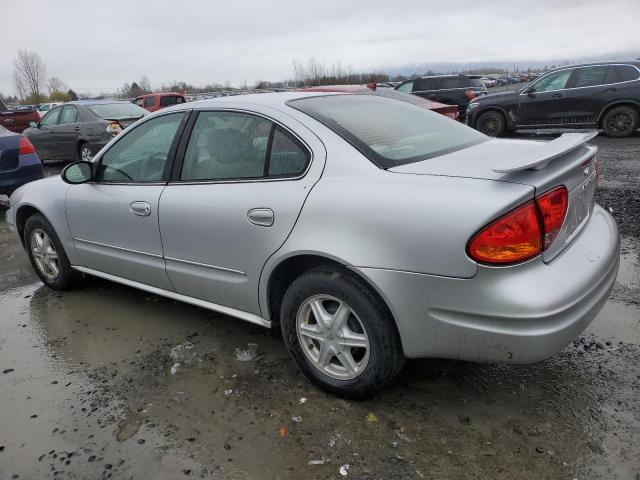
[608, 112, 632, 135]
[81, 145, 93, 161]
[30, 229, 59, 280]
[296, 295, 370, 380]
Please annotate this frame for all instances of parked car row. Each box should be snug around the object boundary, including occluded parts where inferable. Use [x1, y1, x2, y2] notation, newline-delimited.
[0, 125, 43, 197]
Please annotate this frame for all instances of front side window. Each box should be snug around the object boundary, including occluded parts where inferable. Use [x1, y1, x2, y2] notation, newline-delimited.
[59, 106, 78, 124]
[97, 112, 184, 183]
[39, 104, 50, 112]
[439, 77, 466, 89]
[532, 69, 572, 92]
[133, 98, 144, 107]
[414, 78, 437, 91]
[289, 95, 487, 168]
[40, 107, 61, 126]
[571, 66, 609, 88]
[180, 111, 309, 181]
[396, 81, 414, 93]
[160, 95, 181, 107]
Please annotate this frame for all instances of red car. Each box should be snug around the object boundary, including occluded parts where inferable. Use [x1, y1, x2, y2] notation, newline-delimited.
[0, 96, 40, 133]
[302, 84, 459, 120]
[133, 92, 186, 112]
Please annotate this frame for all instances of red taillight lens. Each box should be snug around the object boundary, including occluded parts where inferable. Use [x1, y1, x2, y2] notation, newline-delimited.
[535, 186, 568, 250]
[19, 137, 36, 155]
[465, 89, 475, 100]
[106, 122, 123, 136]
[468, 201, 542, 264]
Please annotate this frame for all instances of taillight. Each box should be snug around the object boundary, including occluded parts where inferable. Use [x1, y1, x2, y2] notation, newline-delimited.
[468, 186, 568, 265]
[19, 137, 36, 155]
[468, 202, 542, 264]
[106, 122, 123, 136]
[535, 186, 568, 250]
[594, 156, 599, 191]
[465, 89, 475, 101]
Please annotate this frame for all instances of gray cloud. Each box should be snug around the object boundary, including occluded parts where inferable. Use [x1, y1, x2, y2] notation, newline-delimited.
[1, 0, 639, 96]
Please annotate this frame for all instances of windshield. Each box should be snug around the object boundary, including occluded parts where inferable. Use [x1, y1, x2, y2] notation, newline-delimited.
[289, 95, 487, 168]
[87, 102, 148, 119]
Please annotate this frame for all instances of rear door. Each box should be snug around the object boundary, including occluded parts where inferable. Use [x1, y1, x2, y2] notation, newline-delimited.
[557, 65, 621, 125]
[159, 106, 326, 317]
[65, 111, 187, 289]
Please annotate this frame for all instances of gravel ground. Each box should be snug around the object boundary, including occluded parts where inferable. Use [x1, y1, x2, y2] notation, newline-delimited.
[0, 132, 638, 480]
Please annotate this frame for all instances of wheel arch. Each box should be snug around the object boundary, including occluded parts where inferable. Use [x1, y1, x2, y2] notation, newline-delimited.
[15, 204, 46, 247]
[597, 100, 640, 125]
[263, 252, 403, 348]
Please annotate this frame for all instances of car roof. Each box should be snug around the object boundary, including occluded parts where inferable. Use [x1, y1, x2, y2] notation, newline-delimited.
[69, 99, 133, 106]
[543, 61, 640, 71]
[186, 91, 343, 110]
[137, 92, 185, 98]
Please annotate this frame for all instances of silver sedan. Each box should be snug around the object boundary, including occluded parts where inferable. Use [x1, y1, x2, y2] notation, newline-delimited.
[6, 92, 620, 398]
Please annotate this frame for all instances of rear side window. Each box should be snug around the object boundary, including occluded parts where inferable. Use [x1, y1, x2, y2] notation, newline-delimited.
[469, 78, 485, 88]
[180, 111, 309, 181]
[618, 65, 640, 82]
[143, 96, 156, 108]
[438, 77, 468, 89]
[160, 95, 181, 107]
[414, 78, 438, 90]
[289, 95, 487, 168]
[571, 66, 609, 88]
[133, 98, 144, 107]
[59, 106, 78, 124]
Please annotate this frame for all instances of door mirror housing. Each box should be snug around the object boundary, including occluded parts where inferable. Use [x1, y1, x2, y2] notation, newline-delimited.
[524, 86, 536, 96]
[29, 121, 38, 128]
[61, 161, 94, 184]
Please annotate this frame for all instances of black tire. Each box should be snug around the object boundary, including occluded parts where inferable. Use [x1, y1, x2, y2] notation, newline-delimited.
[280, 265, 405, 399]
[602, 106, 639, 138]
[475, 110, 506, 137]
[23, 213, 81, 290]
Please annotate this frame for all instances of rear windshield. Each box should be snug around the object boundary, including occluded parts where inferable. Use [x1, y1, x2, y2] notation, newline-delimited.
[87, 102, 148, 119]
[289, 95, 487, 168]
[469, 77, 485, 88]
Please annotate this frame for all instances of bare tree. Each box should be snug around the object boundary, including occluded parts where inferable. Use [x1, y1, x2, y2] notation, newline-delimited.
[13, 50, 47, 100]
[47, 76, 67, 95]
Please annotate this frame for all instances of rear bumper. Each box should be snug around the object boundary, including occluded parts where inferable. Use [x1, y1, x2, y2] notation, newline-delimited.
[354, 204, 620, 362]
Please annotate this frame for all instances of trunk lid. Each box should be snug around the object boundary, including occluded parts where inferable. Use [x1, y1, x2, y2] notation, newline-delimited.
[389, 131, 599, 262]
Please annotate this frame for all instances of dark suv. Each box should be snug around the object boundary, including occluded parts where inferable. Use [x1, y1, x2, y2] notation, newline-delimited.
[395, 75, 487, 119]
[466, 62, 640, 137]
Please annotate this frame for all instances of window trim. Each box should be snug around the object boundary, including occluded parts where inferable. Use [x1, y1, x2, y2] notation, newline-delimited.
[40, 106, 62, 126]
[169, 108, 313, 185]
[91, 109, 190, 186]
[519, 63, 640, 95]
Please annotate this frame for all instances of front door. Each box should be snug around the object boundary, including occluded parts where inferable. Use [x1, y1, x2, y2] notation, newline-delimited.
[65, 111, 186, 290]
[159, 108, 325, 316]
[28, 106, 61, 160]
[516, 68, 574, 126]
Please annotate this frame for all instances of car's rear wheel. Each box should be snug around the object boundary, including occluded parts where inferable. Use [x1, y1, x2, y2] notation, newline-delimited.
[476, 110, 506, 137]
[602, 106, 639, 138]
[280, 265, 405, 399]
[78, 142, 93, 162]
[24, 214, 80, 290]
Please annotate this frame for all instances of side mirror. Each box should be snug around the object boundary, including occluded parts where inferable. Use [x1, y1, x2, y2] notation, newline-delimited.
[29, 121, 38, 128]
[61, 161, 94, 184]
[525, 86, 536, 96]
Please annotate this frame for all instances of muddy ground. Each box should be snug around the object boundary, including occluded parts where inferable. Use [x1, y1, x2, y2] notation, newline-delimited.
[0, 132, 639, 480]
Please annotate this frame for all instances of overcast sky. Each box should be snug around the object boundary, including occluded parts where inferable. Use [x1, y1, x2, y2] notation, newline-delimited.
[2, 0, 639, 96]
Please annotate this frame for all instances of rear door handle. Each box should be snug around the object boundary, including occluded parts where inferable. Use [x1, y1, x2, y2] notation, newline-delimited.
[74, 126, 80, 131]
[247, 208, 274, 227]
[552, 93, 562, 98]
[129, 201, 151, 216]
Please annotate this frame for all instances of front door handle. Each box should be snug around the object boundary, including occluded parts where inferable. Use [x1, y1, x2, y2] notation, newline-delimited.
[129, 201, 151, 217]
[552, 93, 562, 98]
[247, 208, 274, 227]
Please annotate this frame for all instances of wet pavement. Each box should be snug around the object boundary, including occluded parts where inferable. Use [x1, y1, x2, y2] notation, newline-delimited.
[1, 133, 639, 479]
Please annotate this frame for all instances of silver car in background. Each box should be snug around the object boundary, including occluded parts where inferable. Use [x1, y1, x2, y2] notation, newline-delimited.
[6, 92, 620, 398]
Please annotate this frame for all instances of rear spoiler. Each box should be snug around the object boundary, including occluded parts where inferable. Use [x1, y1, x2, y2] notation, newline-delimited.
[492, 130, 599, 173]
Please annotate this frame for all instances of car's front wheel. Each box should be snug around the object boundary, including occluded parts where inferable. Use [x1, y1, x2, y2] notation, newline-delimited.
[280, 265, 405, 399]
[24, 214, 80, 290]
[602, 106, 639, 138]
[475, 110, 506, 137]
[78, 142, 93, 162]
